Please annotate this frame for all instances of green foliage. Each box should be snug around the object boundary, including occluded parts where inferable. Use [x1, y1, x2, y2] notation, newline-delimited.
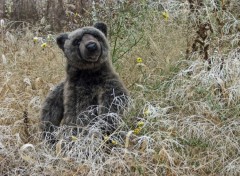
[96, 1, 151, 63]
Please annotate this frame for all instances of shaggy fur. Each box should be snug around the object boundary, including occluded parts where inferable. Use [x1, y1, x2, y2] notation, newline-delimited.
[40, 22, 129, 143]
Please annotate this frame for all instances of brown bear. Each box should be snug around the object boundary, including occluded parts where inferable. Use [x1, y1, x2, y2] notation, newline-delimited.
[40, 22, 129, 143]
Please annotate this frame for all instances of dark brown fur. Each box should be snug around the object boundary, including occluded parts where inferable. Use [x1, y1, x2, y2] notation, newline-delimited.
[40, 23, 129, 143]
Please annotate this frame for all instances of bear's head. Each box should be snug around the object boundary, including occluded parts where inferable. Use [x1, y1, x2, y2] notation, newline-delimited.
[56, 22, 109, 70]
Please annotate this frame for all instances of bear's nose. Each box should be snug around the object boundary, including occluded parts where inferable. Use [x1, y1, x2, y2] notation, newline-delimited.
[86, 42, 97, 52]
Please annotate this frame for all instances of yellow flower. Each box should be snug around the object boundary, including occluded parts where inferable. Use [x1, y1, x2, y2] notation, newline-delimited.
[104, 135, 110, 142]
[162, 11, 169, 21]
[137, 121, 144, 127]
[133, 127, 142, 135]
[144, 109, 151, 116]
[136, 57, 143, 63]
[33, 37, 38, 43]
[71, 136, 78, 141]
[111, 140, 118, 145]
[41, 43, 47, 48]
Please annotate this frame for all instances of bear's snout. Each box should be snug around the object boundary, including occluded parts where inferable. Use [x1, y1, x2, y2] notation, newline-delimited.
[86, 42, 98, 52]
[79, 34, 102, 62]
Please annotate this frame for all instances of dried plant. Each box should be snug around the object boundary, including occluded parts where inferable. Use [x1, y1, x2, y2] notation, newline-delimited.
[0, 0, 240, 175]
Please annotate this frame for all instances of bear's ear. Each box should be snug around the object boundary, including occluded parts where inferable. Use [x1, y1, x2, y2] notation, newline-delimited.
[94, 22, 107, 37]
[56, 33, 68, 50]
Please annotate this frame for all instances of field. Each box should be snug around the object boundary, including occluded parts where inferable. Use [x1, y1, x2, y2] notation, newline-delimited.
[0, 1, 240, 175]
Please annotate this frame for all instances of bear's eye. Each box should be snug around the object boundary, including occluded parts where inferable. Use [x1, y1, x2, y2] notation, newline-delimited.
[72, 39, 81, 46]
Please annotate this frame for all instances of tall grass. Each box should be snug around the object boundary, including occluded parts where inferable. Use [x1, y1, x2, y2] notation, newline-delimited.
[0, 0, 240, 175]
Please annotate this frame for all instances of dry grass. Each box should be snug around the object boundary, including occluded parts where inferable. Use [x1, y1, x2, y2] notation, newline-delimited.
[1, 1, 240, 175]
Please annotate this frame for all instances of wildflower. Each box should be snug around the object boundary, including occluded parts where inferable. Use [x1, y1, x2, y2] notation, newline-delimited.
[133, 121, 145, 135]
[162, 11, 169, 21]
[104, 135, 110, 142]
[41, 43, 47, 48]
[136, 57, 143, 63]
[137, 121, 144, 127]
[71, 136, 78, 141]
[133, 127, 142, 135]
[111, 140, 118, 145]
[33, 37, 38, 43]
[143, 104, 158, 117]
[144, 108, 151, 116]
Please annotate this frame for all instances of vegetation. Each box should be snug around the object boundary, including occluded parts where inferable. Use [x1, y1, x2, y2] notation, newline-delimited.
[0, 0, 240, 175]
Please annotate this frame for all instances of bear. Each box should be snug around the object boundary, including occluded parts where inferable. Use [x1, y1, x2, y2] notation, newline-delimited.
[40, 22, 129, 143]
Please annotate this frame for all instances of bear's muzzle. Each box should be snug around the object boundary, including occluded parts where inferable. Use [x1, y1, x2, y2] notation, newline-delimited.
[86, 42, 98, 52]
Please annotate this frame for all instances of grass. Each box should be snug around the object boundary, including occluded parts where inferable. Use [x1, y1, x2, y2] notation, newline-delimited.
[0, 1, 240, 175]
